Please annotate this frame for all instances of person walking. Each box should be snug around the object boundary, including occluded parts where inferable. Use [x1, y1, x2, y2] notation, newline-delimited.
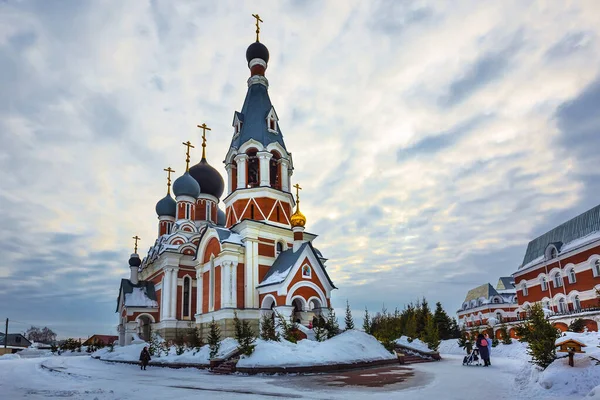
[476, 333, 490, 367]
[139, 346, 151, 370]
[484, 332, 492, 366]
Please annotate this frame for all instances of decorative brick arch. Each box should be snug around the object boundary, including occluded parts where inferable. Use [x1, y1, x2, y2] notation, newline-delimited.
[582, 319, 598, 332]
[509, 328, 518, 339]
[553, 322, 568, 332]
[495, 329, 503, 340]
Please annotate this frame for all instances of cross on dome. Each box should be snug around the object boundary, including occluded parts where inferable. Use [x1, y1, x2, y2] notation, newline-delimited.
[132, 235, 141, 253]
[163, 167, 175, 194]
[252, 13, 263, 42]
[197, 123, 211, 159]
[182, 141, 195, 171]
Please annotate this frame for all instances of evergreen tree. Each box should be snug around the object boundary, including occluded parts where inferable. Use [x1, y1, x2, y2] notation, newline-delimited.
[433, 302, 453, 340]
[498, 326, 512, 344]
[234, 312, 256, 356]
[275, 311, 300, 343]
[521, 303, 560, 369]
[149, 332, 162, 357]
[186, 323, 203, 352]
[260, 313, 279, 341]
[404, 313, 417, 340]
[457, 330, 473, 354]
[344, 300, 355, 330]
[314, 324, 327, 342]
[449, 318, 461, 339]
[416, 298, 431, 337]
[363, 307, 372, 334]
[208, 317, 221, 359]
[568, 318, 585, 333]
[423, 315, 441, 351]
[174, 334, 186, 355]
[325, 308, 341, 339]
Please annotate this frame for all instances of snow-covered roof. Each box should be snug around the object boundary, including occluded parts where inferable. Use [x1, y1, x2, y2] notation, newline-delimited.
[116, 279, 158, 311]
[520, 204, 600, 269]
[555, 336, 587, 347]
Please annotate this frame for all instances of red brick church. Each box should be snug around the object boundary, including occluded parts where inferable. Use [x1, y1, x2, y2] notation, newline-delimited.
[115, 19, 336, 345]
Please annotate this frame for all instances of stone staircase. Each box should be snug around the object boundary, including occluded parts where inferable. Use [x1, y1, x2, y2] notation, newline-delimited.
[210, 358, 239, 374]
[401, 354, 436, 364]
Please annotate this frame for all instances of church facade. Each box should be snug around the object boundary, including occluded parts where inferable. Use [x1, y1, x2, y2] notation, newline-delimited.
[116, 26, 336, 345]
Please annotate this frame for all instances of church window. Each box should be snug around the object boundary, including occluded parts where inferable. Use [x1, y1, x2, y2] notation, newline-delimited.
[209, 257, 215, 311]
[206, 202, 211, 222]
[558, 298, 567, 313]
[568, 268, 576, 284]
[553, 272, 563, 288]
[302, 265, 311, 278]
[246, 150, 259, 188]
[270, 151, 281, 189]
[185, 203, 191, 219]
[541, 277, 548, 291]
[269, 117, 276, 131]
[276, 241, 283, 256]
[183, 277, 191, 318]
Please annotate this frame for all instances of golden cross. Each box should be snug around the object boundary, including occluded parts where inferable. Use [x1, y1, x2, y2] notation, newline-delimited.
[132, 235, 141, 253]
[293, 183, 302, 203]
[197, 123, 211, 159]
[182, 141, 195, 171]
[163, 167, 175, 194]
[252, 13, 263, 42]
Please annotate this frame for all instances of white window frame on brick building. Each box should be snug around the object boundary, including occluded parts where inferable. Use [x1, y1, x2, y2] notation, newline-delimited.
[594, 259, 600, 277]
[541, 276, 548, 291]
[568, 268, 577, 284]
[521, 282, 528, 296]
[553, 272, 563, 288]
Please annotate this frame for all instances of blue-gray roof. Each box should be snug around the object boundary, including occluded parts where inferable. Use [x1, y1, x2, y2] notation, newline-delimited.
[115, 279, 157, 312]
[522, 204, 600, 266]
[496, 277, 515, 290]
[258, 242, 336, 288]
[230, 83, 287, 151]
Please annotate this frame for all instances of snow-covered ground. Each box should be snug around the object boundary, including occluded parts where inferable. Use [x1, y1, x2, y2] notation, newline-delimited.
[2, 332, 600, 399]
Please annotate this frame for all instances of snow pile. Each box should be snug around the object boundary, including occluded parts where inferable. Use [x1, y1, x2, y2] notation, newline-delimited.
[94, 338, 239, 365]
[535, 350, 600, 397]
[237, 330, 395, 368]
[438, 338, 530, 361]
[17, 348, 53, 358]
[0, 353, 20, 361]
[395, 336, 433, 353]
[124, 287, 158, 307]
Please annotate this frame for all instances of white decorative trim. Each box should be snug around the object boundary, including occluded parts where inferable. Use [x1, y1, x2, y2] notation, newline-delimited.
[247, 75, 268, 88]
[285, 281, 327, 306]
[261, 294, 277, 309]
[290, 295, 307, 311]
[249, 58, 267, 68]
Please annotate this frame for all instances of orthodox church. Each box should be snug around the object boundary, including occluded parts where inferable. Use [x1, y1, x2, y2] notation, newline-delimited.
[116, 20, 336, 345]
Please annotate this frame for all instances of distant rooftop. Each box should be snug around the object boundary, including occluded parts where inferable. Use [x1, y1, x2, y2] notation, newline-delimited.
[521, 204, 600, 267]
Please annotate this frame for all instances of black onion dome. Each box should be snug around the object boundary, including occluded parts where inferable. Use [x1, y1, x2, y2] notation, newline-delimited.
[217, 208, 226, 227]
[189, 158, 225, 199]
[155, 193, 176, 217]
[246, 41, 269, 64]
[129, 253, 141, 268]
[173, 171, 201, 198]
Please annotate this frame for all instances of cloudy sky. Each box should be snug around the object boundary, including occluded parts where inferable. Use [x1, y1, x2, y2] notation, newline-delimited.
[1, 0, 599, 338]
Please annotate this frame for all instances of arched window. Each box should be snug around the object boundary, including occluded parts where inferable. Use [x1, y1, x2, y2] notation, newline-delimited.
[183, 277, 191, 318]
[206, 202, 211, 222]
[269, 151, 281, 189]
[558, 298, 568, 313]
[541, 277, 548, 291]
[594, 260, 600, 277]
[544, 301, 551, 311]
[246, 149, 259, 188]
[573, 295, 581, 311]
[209, 257, 215, 311]
[493, 297, 500, 304]
[496, 312, 502, 323]
[463, 303, 468, 310]
[276, 241, 283, 256]
[550, 247, 558, 259]
[553, 272, 563, 288]
[521, 282, 528, 296]
[568, 269, 576, 284]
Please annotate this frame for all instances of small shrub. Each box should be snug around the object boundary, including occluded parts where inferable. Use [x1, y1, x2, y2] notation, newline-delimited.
[260, 313, 279, 341]
[208, 317, 221, 359]
[568, 319, 585, 333]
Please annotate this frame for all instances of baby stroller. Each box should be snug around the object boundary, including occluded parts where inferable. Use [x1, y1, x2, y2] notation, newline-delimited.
[463, 348, 482, 366]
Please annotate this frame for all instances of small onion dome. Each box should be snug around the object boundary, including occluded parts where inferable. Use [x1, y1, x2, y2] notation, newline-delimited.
[217, 208, 226, 227]
[246, 41, 269, 65]
[173, 171, 201, 198]
[290, 207, 306, 228]
[189, 158, 225, 199]
[155, 193, 176, 217]
[129, 253, 141, 268]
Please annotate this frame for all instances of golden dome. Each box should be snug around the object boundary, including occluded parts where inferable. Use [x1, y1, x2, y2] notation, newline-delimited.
[291, 206, 306, 228]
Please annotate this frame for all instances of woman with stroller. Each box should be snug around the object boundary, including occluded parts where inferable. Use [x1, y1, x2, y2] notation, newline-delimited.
[476, 333, 490, 367]
[139, 346, 151, 370]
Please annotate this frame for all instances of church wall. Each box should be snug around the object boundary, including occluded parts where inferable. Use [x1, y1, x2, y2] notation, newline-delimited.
[196, 199, 207, 220]
[287, 257, 327, 295]
[259, 264, 271, 282]
[175, 286, 182, 320]
[154, 290, 161, 322]
[258, 243, 274, 257]
[203, 237, 221, 263]
[237, 263, 245, 308]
